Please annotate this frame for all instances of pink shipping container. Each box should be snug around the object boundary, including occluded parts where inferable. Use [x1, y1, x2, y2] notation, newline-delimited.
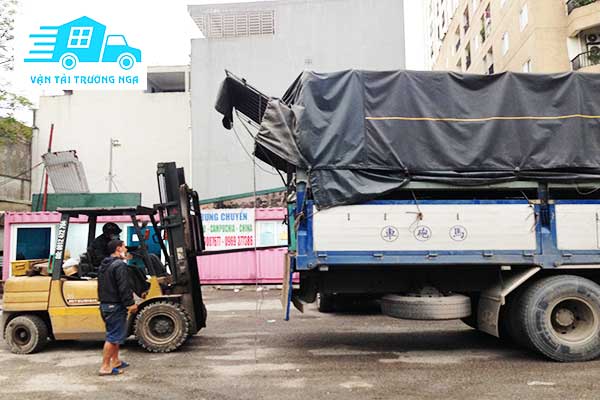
[2, 208, 290, 284]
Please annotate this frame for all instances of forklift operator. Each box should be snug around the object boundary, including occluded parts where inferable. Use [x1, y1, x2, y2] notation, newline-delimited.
[90, 223, 122, 267]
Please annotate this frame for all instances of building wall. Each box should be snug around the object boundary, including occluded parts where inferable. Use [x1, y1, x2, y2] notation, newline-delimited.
[0, 139, 31, 212]
[428, 0, 573, 73]
[32, 89, 191, 205]
[190, 0, 406, 200]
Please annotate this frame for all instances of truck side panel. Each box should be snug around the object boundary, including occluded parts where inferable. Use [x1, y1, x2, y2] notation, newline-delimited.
[313, 202, 536, 252]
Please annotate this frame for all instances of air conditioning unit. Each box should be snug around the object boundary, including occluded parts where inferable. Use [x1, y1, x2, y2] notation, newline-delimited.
[590, 45, 600, 55]
[585, 33, 600, 45]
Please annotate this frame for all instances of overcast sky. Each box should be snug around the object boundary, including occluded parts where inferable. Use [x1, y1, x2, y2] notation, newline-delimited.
[4, 0, 425, 123]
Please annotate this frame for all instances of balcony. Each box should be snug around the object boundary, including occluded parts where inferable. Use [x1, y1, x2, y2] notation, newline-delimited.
[571, 50, 600, 71]
[567, 0, 600, 37]
[567, 0, 598, 15]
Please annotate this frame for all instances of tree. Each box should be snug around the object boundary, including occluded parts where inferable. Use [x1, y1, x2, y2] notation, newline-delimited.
[0, 0, 32, 144]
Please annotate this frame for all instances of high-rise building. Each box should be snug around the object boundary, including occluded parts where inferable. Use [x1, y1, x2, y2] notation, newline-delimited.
[426, 0, 600, 74]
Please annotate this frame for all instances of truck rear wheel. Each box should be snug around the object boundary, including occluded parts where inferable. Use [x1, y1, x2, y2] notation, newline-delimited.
[317, 293, 335, 313]
[517, 275, 600, 362]
[134, 301, 190, 353]
[4, 315, 49, 354]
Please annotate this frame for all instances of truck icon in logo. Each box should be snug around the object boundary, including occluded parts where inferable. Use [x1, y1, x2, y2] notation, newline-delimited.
[24, 16, 142, 70]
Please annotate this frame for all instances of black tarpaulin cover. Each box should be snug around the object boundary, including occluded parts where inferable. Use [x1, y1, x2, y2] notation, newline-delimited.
[217, 70, 600, 208]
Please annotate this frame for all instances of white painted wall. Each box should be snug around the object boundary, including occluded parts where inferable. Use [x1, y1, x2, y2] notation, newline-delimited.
[190, 0, 406, 199]
[32, 89, 191, 205]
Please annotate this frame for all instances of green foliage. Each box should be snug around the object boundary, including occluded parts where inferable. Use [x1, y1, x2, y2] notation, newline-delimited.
[0, 116, 32, 143]
[589, 51, 600, 65]
[0, 0, 32, 137]
[573, 0, 598, 8]
[0, 0, 17, 71]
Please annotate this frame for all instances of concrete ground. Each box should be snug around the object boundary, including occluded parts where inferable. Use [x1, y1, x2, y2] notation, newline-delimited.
[1, 288, 600, 400]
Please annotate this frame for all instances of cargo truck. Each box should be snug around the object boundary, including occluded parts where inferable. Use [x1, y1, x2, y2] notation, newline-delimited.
[217, 70, 600, 362]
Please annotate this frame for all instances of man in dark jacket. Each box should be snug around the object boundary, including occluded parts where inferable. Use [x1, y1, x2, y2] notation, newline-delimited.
[98, 239, 138, 376]
[90, 223, 122, 267]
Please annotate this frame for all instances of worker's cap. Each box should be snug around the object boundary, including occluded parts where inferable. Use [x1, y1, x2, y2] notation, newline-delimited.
[102, 222, 122, 235]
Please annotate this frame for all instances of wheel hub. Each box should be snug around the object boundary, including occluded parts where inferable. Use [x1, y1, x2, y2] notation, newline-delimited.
[549, 298, 598, 344]
[554, 308, 576, 327]
[149, 316, 175, 338]
[13, 327, 31, 346]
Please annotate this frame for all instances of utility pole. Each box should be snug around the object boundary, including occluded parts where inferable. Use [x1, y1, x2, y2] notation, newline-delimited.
[108, 137, 121, 192]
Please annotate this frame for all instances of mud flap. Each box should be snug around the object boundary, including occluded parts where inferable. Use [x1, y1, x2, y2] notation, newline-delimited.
[478, 267, 539, 337]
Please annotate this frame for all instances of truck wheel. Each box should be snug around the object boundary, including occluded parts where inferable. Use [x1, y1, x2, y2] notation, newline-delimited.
[134, 301, 190, 353]
[317, 293, 335, 313]
[500, 287, 531, 348]
[60, 53, 78, 70]
[517, 275, 600, 362]
[4, 315, 49, 354]
[461, 294, 479, 329]
[381, 294, 471, 320]
[118, 53, 135, 70]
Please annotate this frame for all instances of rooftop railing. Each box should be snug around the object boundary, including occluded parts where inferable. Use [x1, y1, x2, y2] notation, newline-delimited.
[567, 0, 598, 15]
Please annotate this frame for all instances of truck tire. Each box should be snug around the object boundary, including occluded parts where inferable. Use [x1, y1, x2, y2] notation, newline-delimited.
[500, 287, 531, 348]
[516, 275, 600, 362]
[4, 315, 49, 354]
[461, 294, 479, 329]
[381, 294, 471, 320]
[134, 301, 190, 353]
[317, 293, 335, 313]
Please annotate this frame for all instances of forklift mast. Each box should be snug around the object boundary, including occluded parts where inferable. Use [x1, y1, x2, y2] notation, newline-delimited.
[155, 162, 206, 331]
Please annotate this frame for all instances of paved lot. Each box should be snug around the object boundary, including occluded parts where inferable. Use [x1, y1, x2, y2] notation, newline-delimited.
[1, 288, 600, 400]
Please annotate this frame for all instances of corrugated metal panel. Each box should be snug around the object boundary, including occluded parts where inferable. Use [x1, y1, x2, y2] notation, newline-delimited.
[42, 150, 90, 193]
[198, 247, 296, 284]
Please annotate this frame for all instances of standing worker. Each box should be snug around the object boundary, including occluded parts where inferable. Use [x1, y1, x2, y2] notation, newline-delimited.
[97, 239, 138, 376]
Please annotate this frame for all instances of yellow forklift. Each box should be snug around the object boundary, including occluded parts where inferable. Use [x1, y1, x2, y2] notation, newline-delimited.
[1, 162, 207, 353]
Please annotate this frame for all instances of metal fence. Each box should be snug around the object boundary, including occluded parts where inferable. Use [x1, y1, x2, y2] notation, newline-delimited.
[571, 50, 600, 70]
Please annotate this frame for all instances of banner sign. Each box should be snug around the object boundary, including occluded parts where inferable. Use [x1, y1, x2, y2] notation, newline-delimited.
[201, 208, 255, 251]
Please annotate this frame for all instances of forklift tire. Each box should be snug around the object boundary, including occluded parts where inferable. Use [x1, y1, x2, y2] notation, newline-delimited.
[4, 315, 49, 354]
[134, 301, 190, 353]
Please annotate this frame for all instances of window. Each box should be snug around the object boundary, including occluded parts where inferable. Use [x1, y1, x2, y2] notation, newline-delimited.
[15, 227, 51, 260]
[457, 58, 463, 72]
[466, 43, 472, 69]
[485, 48, 494, 74]
[67, 26, 94, 48]
[106, 35, 126, 46]
[463, 7, 470, 33]
[484, 5, 492, 36]
[454, 26, 461, 54]
[520, 4, 528, 31]
[199, 10, 275, 38]
[523, 59, 532, 72]
[502, 32, 509, 55]
[256, 221, 288, 247]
